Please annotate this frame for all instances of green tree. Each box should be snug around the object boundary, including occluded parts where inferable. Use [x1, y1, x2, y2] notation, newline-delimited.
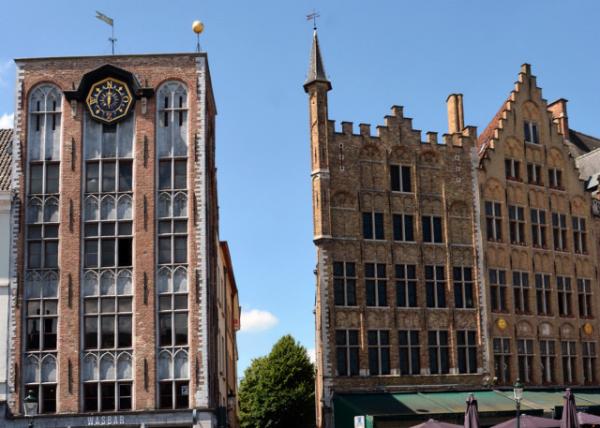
[239, 335, 315, 428]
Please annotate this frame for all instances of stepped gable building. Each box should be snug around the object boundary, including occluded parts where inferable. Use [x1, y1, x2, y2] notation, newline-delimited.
[305, 30, 486, 428]
[478, 64, 600, 387]
[2, 53, 239, 428]
[306, 33, 600, 428]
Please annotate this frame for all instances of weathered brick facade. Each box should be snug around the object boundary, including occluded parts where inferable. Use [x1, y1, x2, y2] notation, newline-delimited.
[478, 64, 600, 388]
[307, 34, 600, 428]
[4, 53, 237, 428]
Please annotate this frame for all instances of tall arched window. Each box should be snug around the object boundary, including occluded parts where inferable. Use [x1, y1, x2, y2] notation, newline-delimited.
[156, 81, 190, 409]
[81, 106, 135, 412]
[24, 84, 62, 414]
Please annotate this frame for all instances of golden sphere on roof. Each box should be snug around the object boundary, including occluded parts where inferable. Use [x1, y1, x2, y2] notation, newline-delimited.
[192, 21, 204, 34]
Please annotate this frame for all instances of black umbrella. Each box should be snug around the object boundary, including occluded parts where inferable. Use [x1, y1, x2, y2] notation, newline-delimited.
[465, 393, 480, 428]
[561, 389, 580, 428]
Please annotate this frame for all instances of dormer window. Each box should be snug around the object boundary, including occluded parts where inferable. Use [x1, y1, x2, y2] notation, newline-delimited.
[524, 121, 539, 144]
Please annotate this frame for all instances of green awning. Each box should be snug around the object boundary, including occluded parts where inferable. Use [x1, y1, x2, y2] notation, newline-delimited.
[421, 391, 537, 413]
[333, 390, 600, 428]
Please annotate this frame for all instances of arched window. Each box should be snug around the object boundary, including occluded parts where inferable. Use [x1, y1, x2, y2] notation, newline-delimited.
[23, 354, 57, 414]
[156, 81, 190, 410]
[83, 351, 132, 412]
[158, 349, 189, 409]
[157, 82, 188, 157]
[28, 84, 62, 162]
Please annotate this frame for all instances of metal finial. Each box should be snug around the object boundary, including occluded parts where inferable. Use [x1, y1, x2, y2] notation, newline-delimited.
[306, 10, 320, 30]
[192, 20, 205, 52]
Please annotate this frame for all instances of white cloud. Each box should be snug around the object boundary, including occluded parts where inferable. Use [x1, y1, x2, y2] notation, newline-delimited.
[0, 113, 13, 128]
[240, 308, 278, 333]
[307, 348, 316, 364]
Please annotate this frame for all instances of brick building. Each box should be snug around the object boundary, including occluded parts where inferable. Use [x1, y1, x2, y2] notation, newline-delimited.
[306, 32, 600, 428]
[1, 52, 239, 428]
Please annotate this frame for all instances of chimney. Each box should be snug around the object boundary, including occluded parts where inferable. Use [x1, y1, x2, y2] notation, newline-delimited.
[447, 94, 464, 134]
[548, 99, 569, 137]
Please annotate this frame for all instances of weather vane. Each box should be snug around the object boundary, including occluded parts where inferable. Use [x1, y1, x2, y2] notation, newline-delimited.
[95, 11, 116, 55]
[306, 10, 320, 30]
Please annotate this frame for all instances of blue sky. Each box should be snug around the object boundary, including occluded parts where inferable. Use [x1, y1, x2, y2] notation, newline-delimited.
[2, 1, 600, 376]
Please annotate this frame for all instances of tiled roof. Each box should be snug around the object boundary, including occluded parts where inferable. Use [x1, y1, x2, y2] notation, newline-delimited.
[0, 129, 12, 191]
[477, 99, 509, 158]
[567, 129, 600, 158]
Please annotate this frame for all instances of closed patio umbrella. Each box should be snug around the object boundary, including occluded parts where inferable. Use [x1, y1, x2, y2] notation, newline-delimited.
[465, 393, 480, 428]
[561, 389, 580, 428]
[410, 419, 463, 428]
[492, 415, 561, 428]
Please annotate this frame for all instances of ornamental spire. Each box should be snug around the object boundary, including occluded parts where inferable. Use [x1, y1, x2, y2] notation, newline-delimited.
[304, 29, 331, 91]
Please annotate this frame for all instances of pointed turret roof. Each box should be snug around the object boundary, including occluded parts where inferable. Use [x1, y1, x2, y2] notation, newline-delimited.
[304, 30, 331, 91]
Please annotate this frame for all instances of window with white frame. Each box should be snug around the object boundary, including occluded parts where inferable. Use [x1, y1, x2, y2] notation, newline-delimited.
[333, 262, 356, 306]
[24, 84, 62, 414]
[573, 217, 587, 254]
[535, 274, 551, 316]
[508, 205, 526, 245]
[513, 271, 530, 314]
[365, 263, 387, 307]
[426, 265, 446, 308]
[530, 209, 547, 248]
[157, 81, 190, 409]
[25, 272, 58, 352]
[398, 330, 420, 375]
[390, 165, 411, 192]
[82, 352, 133, 412]
[367, 330, 390, 375]
[527, 163, 543, 185]
[453, 266, 474, 309]
[23, 354, 57, 414]
[158, 349, 190, 409]
[428, 330, 449, 374]
[562, 341, 577, 384]
[552, 213, 568, 251]
[83, 271, 132, 350]
[524, 121, 539, 144]
[489, 269, 507, 312]
[362, 212, 384, 240]
[485, 201, 502, 241]
[557, 276, 572, 317]
[395, 264, 417, 308]
[493, 338, 511, 385]
[540, 340, 555, 384]
[517, 339, 534, 383]
[578, 279, 593, 318]
[422, 215, 443, 243]
[583, 342, 597, 384]
[457, 330, 477, 374]
[505, 158, 521, 180]
[158, 267, 189, 347]
[335, 330, 359, 376]
[392, 213, 414, 242]
[548, 168, 562, 189]
[82, 109, 135, 412]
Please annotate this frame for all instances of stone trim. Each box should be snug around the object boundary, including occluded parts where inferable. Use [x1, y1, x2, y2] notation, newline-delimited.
[471, 145, 489, 373]
[7, 64, 25, 410]
[194, 56, 209, 407]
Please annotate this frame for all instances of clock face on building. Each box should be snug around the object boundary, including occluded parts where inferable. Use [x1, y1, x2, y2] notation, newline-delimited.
[86, 77, 133, 123]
